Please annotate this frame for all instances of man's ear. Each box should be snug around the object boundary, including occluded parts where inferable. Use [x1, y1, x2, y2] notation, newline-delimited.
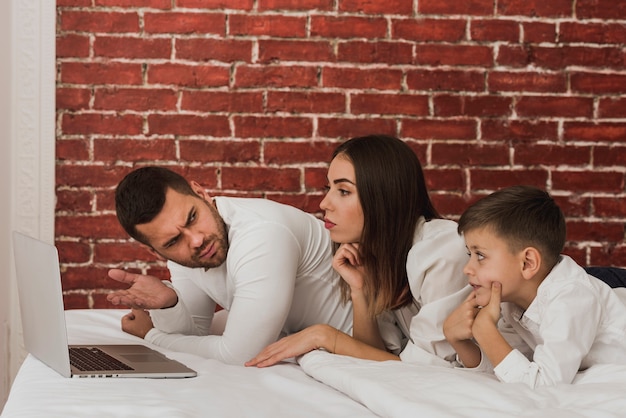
[521, 247, 541, 280]
[189, 180, 210, 200]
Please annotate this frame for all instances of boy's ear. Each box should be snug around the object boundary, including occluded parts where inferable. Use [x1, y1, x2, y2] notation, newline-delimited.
[521, 247, 541, 280]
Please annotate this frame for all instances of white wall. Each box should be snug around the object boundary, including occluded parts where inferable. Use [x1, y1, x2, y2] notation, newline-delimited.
[1, 0, 56, 410]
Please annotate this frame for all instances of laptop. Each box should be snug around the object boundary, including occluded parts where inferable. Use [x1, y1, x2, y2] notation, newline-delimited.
[12, 231, 197, 379]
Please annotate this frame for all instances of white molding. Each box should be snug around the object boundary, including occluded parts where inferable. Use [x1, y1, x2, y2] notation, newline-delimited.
[3, 0, 56, 406]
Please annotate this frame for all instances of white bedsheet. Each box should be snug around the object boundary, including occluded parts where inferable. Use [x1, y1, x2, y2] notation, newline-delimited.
[299, 350, 626, 418]
[1, 310, 376, 418]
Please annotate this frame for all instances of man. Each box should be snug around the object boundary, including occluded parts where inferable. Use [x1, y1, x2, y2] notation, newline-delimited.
[107, 166, 353, 365]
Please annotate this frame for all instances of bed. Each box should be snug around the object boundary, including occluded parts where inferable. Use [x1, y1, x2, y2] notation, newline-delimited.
[3, 309, 626, 417]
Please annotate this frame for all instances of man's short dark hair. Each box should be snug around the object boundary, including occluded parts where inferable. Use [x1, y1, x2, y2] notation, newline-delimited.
[458, 185, 566, 270]
[115, 166, 197, 245]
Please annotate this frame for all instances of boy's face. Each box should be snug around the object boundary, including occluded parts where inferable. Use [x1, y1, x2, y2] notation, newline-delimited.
[462, 227, 525, 307]
[136, 185, 228, 269]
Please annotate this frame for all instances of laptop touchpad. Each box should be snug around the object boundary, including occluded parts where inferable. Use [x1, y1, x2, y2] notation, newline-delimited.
[122, 354, 166, 362]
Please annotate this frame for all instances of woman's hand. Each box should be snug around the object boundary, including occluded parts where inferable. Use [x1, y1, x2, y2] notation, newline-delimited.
[333, 243, 366, 294]
[245, 324, 336, 368]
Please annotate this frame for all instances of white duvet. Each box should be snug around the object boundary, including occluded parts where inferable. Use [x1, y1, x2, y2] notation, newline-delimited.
[299, 350, 626, 418]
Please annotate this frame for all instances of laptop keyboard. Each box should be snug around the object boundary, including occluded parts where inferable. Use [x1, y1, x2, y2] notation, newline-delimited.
[69, 347, 134, 371]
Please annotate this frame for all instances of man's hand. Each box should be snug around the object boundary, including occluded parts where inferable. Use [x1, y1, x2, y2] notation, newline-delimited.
[121, 308, 154, 339]
[107, 269, 178, 309]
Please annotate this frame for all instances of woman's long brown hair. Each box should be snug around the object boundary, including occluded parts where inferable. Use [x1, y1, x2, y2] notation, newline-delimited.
[332, 135, 440, 317]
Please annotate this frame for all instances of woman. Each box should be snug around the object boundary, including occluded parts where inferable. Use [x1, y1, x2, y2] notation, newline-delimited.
[246, 135, 471, 367]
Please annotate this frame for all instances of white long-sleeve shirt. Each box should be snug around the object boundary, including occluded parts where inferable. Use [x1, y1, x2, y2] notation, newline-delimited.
[479, 255, 626, 388]
[145, 197, 353, 365]
[378, 217, 472, 366]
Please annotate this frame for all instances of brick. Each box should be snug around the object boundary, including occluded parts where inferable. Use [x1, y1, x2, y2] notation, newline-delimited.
[56, 214, 125, 239]
[523, 22, 557, 43]
[94, 88, 177, 111]
[431, 143, 510, 166]
[179, 140, 261, 164]
[496, 45, 532, 67]
[305, 167, 331, 191]
[469, 169, 548, 190]
[144, 12, 225, 34]
[264, 141, 337, 164]
[531, 46, 624, 70]
[593, 197, 626, 218]
[593, 146, 626, 166]
[176, 38, 252, 62]
[470, 19, 520, 42]
[433, 95, 512, 117]
[61, 266, 122, 291]
[234, 116, 313, 138]
[497, 0, 573, 17]
[95, 190, 116, 211]
[95, 0, 172, 7]
[566, 221, 625, 242]
[61, 62, 143, 85]
[235, 66, 318, 88]
[266, 91, 346, 114]
[351, 94, 430, 116]
[424, 169, 466, 191]
[61, 113, 143, 135]
[598, 98, 626, 118]
[431, 193, 474, 217]
[576, 0, 626, 19]
[177, 0, 254, 8]
[415, 45, 493, 66]
[56, 189, 93, 213]
[323, 67, 403, 90]
[259, 0, 333, 11]
[419, 0, 494, 15]
[148, 114, 231, 136]
[552, 171, 624, 193]
[57, 240, 92, 264]
[407, 70, 485, 92]
[402, 119, 477, 140]
[57, 138, 90, 161]
[393, 19, 466, 42]
[340, 0, 412, 14]
[56, 165, 133, 188]
[338, 41, 413, 65]
[221, 167, 301, 191]
[267, 194, 324, 214]
[94, 242, 158, 263]
[571, 73, 626, 94]
[560, 22, 626, 44]
[94, 138, 177, 162]
[230, 14, 306, 37]
[258, 40, 335, 63]
[589, 246, 626, 268]
[62, 294, 90, 310]
[56, 34, 90, 58]
[553, 195, 592, 217]
[94, 36, 171, 59]
[182, 91, 264, 113]
[563, 247, 587, 266]
[516, 96, 594, 118]
[312, 16, 387, 38]
[317, 117, 397, 139]
[148, 63, 230, 87]
[57, 88, 91, 111]
[488, 71, 566, 93]
[514, 144, 590, 166]
[59, 11, 140, 33]
[564, 122, 626, 143]
[482, 120, 558, 141]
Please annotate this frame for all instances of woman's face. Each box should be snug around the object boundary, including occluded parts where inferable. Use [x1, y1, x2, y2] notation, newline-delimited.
[319, 155, 365, 243]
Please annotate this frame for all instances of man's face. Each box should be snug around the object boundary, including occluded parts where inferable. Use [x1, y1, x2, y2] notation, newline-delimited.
[136, 185, 228, 269]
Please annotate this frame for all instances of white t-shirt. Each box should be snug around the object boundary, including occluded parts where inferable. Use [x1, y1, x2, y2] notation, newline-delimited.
[490, 255, 626, 387]
[378, 217, 472, 366]
[145, 197, 353, 365]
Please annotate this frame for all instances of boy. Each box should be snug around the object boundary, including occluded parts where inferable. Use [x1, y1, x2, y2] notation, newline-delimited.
[443, 185, 626, 388]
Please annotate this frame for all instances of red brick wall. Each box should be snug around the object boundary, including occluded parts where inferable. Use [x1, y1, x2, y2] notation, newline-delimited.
[56, 0, 626, 309]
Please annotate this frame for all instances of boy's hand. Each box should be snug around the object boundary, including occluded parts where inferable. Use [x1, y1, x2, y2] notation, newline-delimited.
[474, 282, 502, 332]
[443, 291, 480, 343]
